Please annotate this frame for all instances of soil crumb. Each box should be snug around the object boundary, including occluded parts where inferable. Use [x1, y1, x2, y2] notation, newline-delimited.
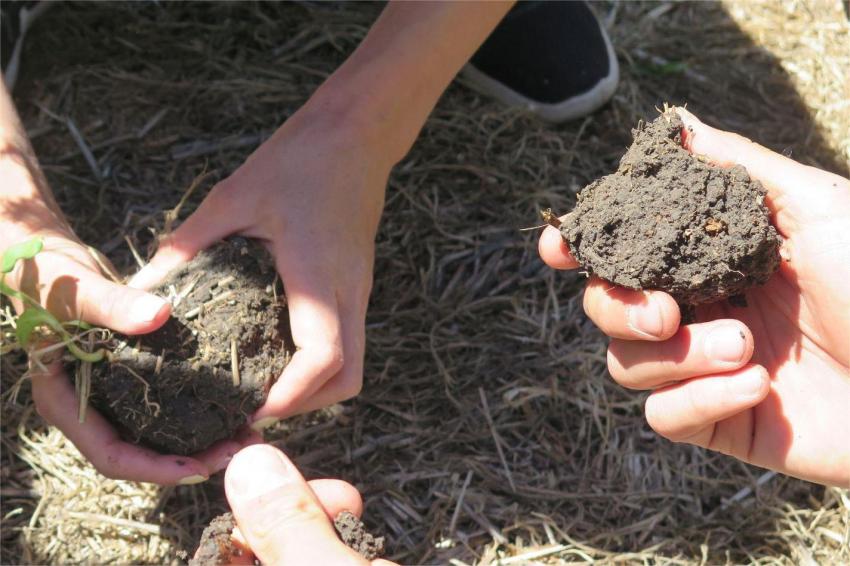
[334, 511, 385, 560]
[188, 512, 250, 566]
[560, 109, 781, 305]
[86, 238, 292, 455]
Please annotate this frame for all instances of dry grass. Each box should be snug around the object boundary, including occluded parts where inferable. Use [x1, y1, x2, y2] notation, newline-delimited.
[2, 1, 849, 565]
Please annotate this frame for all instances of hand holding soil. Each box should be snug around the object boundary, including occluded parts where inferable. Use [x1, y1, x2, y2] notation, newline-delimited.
[206, 444, 394, 565]
[539, 107, 850, 487]
[6, 233, 230, 485]
[130, 101, 390, 433]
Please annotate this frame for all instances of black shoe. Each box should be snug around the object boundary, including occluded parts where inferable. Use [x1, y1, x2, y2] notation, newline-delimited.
[1, 1, 50, 91]
[462, 1, 618, 123]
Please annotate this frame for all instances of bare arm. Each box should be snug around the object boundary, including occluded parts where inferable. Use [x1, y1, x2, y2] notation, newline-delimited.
[0, 79, 72, 241]
[139, 2, 515, 425]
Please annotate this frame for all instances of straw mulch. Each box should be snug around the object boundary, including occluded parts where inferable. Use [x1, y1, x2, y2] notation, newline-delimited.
[2, 2, 848, 564]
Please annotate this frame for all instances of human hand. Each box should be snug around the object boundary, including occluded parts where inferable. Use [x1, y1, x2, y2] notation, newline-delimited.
[220, 444, 396, 565]
[132, 103, 391, 428]
[3, 232, 250, 484]
[538, 107, 850, 487]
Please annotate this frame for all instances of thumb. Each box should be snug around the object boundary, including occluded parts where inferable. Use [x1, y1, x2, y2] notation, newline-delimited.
[676, 106, 850, 235]
[225, 444, 368, 566]
[129, 182, 247, 290]
[69, 269, 170, 335]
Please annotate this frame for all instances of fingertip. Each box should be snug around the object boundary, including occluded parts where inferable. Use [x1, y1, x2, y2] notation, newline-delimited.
[193, 439, 244, 475]
[225, 444, 299, 500]
[652, 291, 681, 340]
[741, 363, 771, 402]
[307, 478, 364, 519]
[127, 291, 171, 334]
[127, 243, 190, 290]
[538, 225, 579, 270]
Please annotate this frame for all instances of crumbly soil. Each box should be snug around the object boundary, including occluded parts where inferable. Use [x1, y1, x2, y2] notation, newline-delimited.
[334, 511, 386, 561]
[85, 238, 292, 455]
[560, 110, 781, 305]
[188, 513, 251, 566]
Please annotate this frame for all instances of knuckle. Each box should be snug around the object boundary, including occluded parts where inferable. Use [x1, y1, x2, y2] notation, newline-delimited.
[335, 365, 364, 402]
[314, 343, 344, 375]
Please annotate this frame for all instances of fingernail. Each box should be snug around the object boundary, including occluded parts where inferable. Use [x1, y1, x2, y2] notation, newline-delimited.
[250, 416, 278, 432]
[178, 474, 208, 485]
[705, 326, 747, 363]
[130, 294, 168, 324]
[735, 368, 768, 400]
[628, 296, 664, 338]
[227, 445, 294, 500]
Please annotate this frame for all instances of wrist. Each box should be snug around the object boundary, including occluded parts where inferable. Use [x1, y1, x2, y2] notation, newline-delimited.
[0, 156, 74, 244]
[294, 78, 416, 168]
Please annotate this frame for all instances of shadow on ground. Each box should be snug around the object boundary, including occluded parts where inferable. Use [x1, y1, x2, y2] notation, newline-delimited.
[2, 2, 847, 564]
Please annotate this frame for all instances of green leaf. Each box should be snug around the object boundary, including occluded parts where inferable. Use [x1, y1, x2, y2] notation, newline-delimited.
[2, 238, 43, 273]
[15, 307, 65, 346]
[64, 320, 93, 330]
[0, 279, 45, 309]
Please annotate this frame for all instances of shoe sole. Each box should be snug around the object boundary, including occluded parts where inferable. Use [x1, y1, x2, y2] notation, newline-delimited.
[460, 17, 619, 124]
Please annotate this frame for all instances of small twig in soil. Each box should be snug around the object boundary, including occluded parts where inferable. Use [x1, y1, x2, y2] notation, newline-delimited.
[230, 338, 240, 387]
[215, 275, 235, 289]
[478, 387, 516, 493]
[448, 470, 473, 537]
[163, 168, 210, 236]
[86, 246, 122, 283]
[123, 236, 146, 270]
[75, 333, 94, 423]
[174, 273, 203, 307]
[184, 290, 234, 319]
[540, 208, 562, 229]
[113, 363, 162, 417]
[65, 118, 102, 181]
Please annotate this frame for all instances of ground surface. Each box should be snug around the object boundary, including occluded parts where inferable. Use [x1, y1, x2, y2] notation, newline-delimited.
[2, 2, 848, 565]
[562, 111, 780, 305]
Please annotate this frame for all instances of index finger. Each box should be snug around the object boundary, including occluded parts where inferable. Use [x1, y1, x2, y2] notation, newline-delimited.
[251, 250, 344, 426]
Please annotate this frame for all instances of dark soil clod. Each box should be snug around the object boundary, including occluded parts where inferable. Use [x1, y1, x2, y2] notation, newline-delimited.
[334, 511, 385, 561]
[85, 238, 292, 455]
[188, 513, 246, 566]
[560, 109, 781, 305]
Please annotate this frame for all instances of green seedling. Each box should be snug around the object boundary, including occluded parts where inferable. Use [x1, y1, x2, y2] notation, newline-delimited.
[1, 237, 105, 363]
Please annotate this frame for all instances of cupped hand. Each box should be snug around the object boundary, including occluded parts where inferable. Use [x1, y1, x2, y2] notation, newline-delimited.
[539, 107, 850, 487]
[5, 232, 246, 484]
[132, 105, 391, 429]
[219, 444, 396, 565]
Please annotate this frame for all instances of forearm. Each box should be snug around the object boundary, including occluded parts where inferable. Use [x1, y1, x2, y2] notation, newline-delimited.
[0, 79, 71, 242]
[301, 1, 514, 164]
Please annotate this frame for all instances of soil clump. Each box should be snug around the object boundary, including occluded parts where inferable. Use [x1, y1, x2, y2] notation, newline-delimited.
[85, 238, 291, 455]
[334, 511, 386, 560]
[559, 110, 781, 305]
[188, 513, 248, 566]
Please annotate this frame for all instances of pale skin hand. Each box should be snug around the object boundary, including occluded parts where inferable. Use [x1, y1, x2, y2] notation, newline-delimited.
[0, 80, 256, 485]
[132, 2, 514, 429]
[539, 107, 850, 487]
[217, 444, 398, 566]
[1, 2, 513, 484]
